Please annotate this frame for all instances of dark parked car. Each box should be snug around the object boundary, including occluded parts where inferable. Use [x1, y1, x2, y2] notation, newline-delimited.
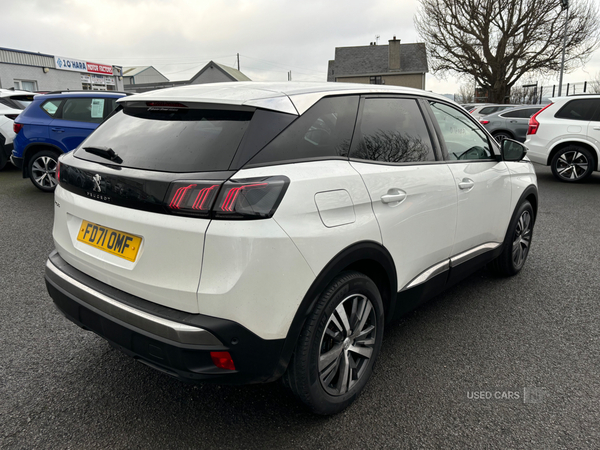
[480, 106, 543, 143]
[11, 91, 127, 191]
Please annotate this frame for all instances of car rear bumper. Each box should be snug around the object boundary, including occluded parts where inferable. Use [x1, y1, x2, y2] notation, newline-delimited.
[45, 250, 286, 384]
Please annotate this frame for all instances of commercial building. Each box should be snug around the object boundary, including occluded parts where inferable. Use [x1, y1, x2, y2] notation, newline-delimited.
[327, 37, 428, 89]
[0, 47, 124, 92]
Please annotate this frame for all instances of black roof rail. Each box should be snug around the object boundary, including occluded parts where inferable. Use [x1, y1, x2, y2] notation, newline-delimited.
[43, 90, 133, 95]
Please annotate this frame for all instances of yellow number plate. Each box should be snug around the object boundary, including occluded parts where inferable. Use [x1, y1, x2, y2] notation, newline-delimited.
[77, 220, 142, 262]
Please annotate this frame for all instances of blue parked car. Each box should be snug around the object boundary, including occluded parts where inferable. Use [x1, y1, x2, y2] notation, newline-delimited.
[12, 91, 127, 191]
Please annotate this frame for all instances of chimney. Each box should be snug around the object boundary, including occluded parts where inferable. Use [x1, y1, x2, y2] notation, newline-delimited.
[388, 36, 401, 71]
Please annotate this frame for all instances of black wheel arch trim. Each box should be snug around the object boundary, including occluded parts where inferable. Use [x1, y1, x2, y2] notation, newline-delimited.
[274, 240, 397, 379]
[515, 184, 539, 220]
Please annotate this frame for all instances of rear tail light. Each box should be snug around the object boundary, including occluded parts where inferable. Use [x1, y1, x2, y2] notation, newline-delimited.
[165, 176, 289, 220]
[480, 119, 490, 124]
[527, 103, 552, 135]
[13, 122, 23, 134]
[165, 182, 220, 217]
[5, 114, 19, 120]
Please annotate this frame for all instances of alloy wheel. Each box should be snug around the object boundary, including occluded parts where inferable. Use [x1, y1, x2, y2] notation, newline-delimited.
[555, 150, 589, 181]
[512, 210, 532, 270]
[31, 156, 58, 189]
[318, 293, 377, 396]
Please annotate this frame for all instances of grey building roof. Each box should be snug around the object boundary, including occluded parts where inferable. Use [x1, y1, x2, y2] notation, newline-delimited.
[123, 66, 153, 76]
[190, 61, 251, 82]
[330, 43, 428, 78]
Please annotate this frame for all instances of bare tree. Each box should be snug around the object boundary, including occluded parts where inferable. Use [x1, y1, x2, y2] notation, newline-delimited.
[589, 72, 600, 94]
[455, 84, 475, 103]
[415, 0, 600, 103]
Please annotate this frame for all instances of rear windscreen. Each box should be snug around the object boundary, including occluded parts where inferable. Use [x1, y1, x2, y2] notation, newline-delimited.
[74, 106, 254, 172]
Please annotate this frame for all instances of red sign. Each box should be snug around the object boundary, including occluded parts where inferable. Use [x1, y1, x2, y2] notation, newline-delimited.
[86, 62, 113, 75]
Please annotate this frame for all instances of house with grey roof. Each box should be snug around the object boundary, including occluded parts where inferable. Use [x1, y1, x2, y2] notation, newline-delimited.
[124, 61, 251, 93]
[123, 66, 169, 86]
[327, 37, 428, 89]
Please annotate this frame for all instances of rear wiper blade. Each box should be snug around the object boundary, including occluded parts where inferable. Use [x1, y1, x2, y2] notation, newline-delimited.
[83, 146, 123, 163]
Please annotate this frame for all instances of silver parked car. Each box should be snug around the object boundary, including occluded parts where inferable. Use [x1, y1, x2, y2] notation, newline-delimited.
[480, 106, 543, 143]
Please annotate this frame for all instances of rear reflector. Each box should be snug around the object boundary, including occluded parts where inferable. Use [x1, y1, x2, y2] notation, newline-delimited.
[210, 351, 235, 371]
[480, 120, 490, 124]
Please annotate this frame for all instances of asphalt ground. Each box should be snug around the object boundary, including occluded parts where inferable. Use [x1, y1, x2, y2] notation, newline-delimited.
[1, 162, 599, 449]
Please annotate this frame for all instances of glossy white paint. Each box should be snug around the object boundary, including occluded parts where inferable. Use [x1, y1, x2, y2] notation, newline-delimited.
[197, 219, 315, 340]
[446, 161, 512, 256]
[314, 189, 356, 227]
[122, 81, 453, 115]
[350, 161, 457, 290]
[53, 186, 208, 314]
[234, 161, 381, 277]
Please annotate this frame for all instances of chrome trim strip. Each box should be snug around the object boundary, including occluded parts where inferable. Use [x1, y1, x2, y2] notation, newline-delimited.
[404, 260, 450, 290]
[450, 242, 501, 267]
[45, 260, 223, 347]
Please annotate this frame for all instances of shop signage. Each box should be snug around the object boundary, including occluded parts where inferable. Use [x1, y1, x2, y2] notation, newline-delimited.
[54, 56, 114, 75]
[91, 75, 105, 84]
[86, 62, 113, 75]
[81, 74, 91, 83]
[55, 56, 88, 72]
[105, 76, 115, 85]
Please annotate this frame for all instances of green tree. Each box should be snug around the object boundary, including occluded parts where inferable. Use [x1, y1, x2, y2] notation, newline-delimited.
[415, 0, 600, 103]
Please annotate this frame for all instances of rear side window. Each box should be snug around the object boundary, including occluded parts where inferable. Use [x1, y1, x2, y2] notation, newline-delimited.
[479, 106, 499, 115]
[502, 108, 540, 118]
[62, 98, 107, 123]
[75, 106, 253, 172]
[555, 99, 599, 121]
[248, 96, 359, 166]
[41, 99, 62, 117]
[350, 97, 435, 163]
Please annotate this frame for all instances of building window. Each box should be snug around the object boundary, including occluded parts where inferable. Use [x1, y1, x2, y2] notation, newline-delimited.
[14, 80, 38, 92]
[369, 76, 383, 85]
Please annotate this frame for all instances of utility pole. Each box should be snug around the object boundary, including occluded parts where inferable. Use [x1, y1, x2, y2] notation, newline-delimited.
[558, 0, 569, 96]
[237, 53, 240, 71]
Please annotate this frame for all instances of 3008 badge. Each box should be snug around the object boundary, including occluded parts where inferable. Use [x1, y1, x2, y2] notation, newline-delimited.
[77, 220, 142, 262]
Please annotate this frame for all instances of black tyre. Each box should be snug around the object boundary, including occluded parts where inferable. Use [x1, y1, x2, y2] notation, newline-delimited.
[550, 145, 594, 182]
[284, 271, 384, 415]
[28, 149, 59, 192]
[492, 131, 512, 144]
[489, 200, 534, 277]
[0, 135, 7, 171]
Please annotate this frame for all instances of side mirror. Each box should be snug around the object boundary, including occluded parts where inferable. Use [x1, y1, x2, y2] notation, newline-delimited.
[501, 139, 527, 161]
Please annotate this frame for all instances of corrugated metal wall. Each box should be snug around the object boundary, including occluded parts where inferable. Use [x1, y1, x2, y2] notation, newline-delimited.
[0, 49, 54, 68]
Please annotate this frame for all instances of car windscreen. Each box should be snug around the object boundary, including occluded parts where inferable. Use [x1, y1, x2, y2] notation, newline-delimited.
[74, 106, 254, 172]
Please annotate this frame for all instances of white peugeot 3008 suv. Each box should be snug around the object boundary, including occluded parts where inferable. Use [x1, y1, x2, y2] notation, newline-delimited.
[45, 82, 538, 415]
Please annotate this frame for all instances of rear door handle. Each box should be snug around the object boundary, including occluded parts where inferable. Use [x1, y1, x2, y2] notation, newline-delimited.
[509, 120, 518, 123]
[51, 127, 65, 133]
[594, 126, 600, 130]
[458, 178, 475, 190]
[381, 189, 407, 205]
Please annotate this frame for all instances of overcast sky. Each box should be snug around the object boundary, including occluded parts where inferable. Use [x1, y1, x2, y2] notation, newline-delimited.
[2, 0, 600, 95]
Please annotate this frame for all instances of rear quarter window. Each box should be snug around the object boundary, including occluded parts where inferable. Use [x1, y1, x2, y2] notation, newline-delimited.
[555, 99, 599, 121]
[247, 96, 359, 166]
